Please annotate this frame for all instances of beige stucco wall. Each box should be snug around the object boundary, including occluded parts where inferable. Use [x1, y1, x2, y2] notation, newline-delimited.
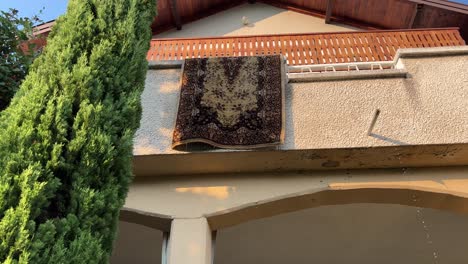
[133, 54, 468, 156]
[288, 55, 468, 149]
[156, 3, 357, 38]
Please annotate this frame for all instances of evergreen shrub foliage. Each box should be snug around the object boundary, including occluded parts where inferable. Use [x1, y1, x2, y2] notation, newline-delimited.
[0, 0, 156, 262]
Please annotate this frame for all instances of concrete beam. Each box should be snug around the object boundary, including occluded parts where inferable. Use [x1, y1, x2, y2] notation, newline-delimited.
[133, 143, 468, 177]
[396, 46, 468, 58]
[288, 69, 408, 83]
[125, 166, 468, 228]
[167, 218, 213, 264]
[120, 207, 172, 232]
[148, 60, 184, 69]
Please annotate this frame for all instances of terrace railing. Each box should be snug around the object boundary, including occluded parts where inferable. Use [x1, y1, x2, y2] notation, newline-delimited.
[147, 28, 465, 65]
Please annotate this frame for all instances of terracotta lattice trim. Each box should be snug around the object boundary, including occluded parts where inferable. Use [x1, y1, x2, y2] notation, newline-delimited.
[147, 28, 465, 65]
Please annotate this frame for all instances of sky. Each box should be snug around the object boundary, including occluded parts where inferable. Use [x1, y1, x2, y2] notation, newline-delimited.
[0, 0, 467, 25]
[0, 0, 68, 24]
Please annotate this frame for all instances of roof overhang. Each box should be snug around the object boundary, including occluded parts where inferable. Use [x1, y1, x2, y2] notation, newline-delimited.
[32, 0, 468, 40]
[408, 0, 468, 14]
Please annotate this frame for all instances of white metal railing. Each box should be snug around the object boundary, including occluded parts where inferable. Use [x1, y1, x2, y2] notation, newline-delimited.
[287, 61, 395, 75]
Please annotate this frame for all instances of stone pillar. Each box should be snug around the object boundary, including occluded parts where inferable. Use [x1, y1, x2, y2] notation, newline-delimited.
[167, 218, 213, 264]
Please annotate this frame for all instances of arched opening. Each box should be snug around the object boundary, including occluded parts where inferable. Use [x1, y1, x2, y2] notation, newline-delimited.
[110, 208, 171, 264]
[110, 221, 163, 264]
[207, 187, 468, 263]
[214, 203, 468, 264]
[119, 167, 468, 264]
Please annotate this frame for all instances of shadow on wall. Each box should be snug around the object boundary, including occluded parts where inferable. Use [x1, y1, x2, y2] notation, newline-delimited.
[369, 133, 407, 145]
[157, 3, 287, 38]
[111, 221, 163, 264]
[157, 2, 358, 38]
[285, 83, 296, 149]
[213, 203, 468, 264]
[133, 69, 181, 155]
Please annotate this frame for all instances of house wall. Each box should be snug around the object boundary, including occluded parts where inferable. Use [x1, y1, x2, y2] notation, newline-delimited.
[156, 3, 357, 38]
[133, 53, 468, 156]
[127, 41, 468, 263]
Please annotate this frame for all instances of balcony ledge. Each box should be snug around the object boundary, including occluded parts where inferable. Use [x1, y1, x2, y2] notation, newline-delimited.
[134, 46, 468, 177]
[133, 142, 468, 177]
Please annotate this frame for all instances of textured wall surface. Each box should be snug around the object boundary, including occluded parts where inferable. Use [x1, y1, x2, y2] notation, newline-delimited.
[134, 69, 180, 155]
[156, 3, 357, 38]
[133, 54, 468, 155]
[287, 55, 468, 149]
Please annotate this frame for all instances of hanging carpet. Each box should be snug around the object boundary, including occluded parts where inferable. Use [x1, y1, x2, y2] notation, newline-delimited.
[172, 55, 285, 149]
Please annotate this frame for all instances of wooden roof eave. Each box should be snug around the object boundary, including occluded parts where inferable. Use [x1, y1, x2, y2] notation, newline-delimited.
[408, 0, 468, 15]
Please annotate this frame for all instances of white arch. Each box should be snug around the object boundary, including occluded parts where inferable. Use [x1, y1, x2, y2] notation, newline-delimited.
[206, 187, 468, 230]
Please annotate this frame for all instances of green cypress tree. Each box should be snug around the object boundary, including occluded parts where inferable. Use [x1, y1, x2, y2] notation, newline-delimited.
[0, 0, 156, 263]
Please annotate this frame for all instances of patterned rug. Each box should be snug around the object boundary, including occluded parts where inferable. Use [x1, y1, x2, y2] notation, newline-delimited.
[172, 55, 285, 149]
